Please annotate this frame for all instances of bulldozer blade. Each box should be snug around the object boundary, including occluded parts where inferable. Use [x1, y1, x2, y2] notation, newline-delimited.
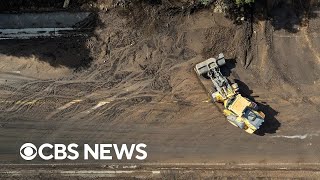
[194, 53, 225, 76]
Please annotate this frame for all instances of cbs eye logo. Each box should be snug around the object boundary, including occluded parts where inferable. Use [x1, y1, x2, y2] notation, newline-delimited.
[20, 143, 37, 160]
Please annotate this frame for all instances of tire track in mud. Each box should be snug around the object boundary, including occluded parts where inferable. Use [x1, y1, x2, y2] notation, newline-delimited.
[34, 54, 164, 138]
[270, 28, 320, 112]
[2, 79, 104, 116]
[301, 28, 320, 63]
[192, 68, 224, 114]
[257, 21, 269, 75]
[4, 81, 54, 113]
[6, 87, 54, 113]
[44, 94, 154, 142]
[45, 99, 83, 120]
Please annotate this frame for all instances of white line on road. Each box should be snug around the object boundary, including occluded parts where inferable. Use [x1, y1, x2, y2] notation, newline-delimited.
[271, 133, 319, 139]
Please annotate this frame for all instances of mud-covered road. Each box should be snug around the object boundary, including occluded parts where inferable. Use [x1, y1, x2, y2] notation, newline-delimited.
[0, 1, 320, 171]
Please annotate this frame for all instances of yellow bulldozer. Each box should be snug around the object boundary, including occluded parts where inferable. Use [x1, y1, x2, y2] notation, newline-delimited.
[195, 53, 265, 134]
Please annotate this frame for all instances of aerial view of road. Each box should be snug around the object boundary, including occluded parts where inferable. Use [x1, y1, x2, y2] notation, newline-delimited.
[0, 0, 320, 179]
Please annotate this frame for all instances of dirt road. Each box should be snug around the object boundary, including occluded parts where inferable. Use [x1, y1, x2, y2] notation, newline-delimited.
[0, 1, 320, 174]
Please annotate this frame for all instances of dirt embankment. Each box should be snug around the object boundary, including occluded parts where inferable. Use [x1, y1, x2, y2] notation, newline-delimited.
[0, 0, 320, 165]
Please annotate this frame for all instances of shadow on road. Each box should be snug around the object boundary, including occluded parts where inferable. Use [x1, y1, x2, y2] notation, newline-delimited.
[0, 2, 101, 70]
[234, 79, 281, 136]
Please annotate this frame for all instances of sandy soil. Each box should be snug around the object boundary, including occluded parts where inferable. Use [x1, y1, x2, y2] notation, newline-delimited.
[0, 1, 320, 176]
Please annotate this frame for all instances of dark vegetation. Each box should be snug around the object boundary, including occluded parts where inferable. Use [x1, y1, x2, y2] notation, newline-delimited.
[127, 0, 320, 33]
[224, 0, 320, 32]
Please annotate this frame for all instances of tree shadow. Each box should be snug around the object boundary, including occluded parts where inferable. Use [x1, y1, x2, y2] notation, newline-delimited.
[225, 0, 319, 33]
[170, 0, 319, 33]
[220, 58, 237, 77]
[0, 1, 101, 70]
[0, 37, 92, 69]
[234, 79, 281, 136]
[262, 0, 318, 33]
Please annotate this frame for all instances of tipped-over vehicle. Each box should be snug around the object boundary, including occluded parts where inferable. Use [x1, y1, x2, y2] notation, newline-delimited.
[195, 53, 265, 134]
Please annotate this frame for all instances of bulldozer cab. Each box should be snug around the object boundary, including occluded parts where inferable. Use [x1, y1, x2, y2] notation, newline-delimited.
[228, 94, 251, 116]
